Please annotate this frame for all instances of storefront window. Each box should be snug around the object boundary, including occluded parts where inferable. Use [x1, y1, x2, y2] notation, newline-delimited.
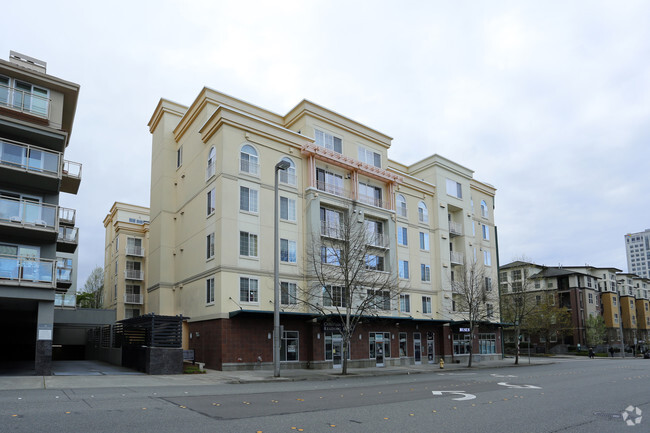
[281, 331, 299, 361]
[479, 333, 496, 354]
[369, 332, 391, 358]
[399, 332, 408, 357]
[453, 333, 471, 355]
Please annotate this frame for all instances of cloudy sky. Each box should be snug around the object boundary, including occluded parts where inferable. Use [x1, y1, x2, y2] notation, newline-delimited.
[3, 0, 649, 288]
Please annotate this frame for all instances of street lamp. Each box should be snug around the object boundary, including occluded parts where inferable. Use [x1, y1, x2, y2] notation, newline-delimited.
[274, 159, 291, 377]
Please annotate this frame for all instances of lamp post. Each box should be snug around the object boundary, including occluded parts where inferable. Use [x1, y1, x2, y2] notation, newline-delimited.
[274, 160, 291, 377]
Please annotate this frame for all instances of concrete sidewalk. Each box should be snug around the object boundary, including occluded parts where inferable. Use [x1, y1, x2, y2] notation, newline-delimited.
[0, 356, 566, 391]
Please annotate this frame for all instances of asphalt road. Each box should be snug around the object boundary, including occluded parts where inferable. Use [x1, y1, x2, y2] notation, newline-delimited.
[1, 358, 648, 433]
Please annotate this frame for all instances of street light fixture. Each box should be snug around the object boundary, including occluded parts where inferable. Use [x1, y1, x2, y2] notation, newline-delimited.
[274, 159, 291, 377]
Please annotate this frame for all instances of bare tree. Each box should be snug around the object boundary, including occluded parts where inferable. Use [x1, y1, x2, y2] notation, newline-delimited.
[500, 263, 540, 364]
[299, 205, 403, 374]
[450, 261, 497, 367]
[77, 266, 104, 309]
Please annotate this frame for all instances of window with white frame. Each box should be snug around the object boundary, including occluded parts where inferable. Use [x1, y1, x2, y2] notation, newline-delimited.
[316, 168, 344, 195]
[278, 157, 296, 185]
[365, 219, 384, 246]
[365, 254, 385, 271]
[240, 144, 259, 175]
[239, 231, 258, 257]
[421, 264, 431, 282]
[240, 186, 258, 213]
[0, 76, 49, 116]
[280, 239, 297, 263]
[281, 331, 299, 361]
[485, 277, 492, 291]
[206, 278, 215, 304]
[482, 224, 490, 240]
[397, 226, 408, 246]
[207, 188, 215, 216]
[315, 129, 342, 153]
[280, 196, 296, 221]
[481, 200, 489, 218]
[367, 289, 391, 310]
[358, 182, 382, 207]
[321, 246, 341, 265]
[206, 233, 214, 259]
[323, 285, 346, 307]
[418, 201, 428, 223]
[358, 146, 381, 168]
[206, 146, 216, 179]
[320, 207, 342, 238]
[396, 194, 407, 217]
[400, 294, 410, 313]
[176, 145, 183, 168]
[240, 277, 259, 303]
[446, 179, 462, 199]
[422, 296, 432, 314]
[483, 250, 492, 266]
[281, 281, 297, 305]
[419, 232, 430, 251]
[399, 260, 409, 279]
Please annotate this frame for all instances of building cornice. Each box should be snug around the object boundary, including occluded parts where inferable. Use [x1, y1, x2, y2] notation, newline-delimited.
[148, 98, 187, 134]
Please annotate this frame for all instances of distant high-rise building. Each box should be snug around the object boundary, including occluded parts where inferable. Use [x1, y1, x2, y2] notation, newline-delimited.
[624, 229, 650, 278]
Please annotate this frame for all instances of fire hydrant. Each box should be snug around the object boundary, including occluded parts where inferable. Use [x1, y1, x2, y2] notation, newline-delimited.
[439, 358, 444, 369]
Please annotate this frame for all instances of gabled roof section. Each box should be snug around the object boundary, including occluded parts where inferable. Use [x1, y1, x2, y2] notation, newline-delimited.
[406, 154, 474, 179]
[284, 99, 393, 149]
[148, 98, 188, 134]
[499, 261, 540, 270]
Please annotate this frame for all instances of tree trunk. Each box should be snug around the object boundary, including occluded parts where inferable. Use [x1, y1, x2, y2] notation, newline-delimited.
[467, 329, 473, 368]
[514, 325, 520, 365]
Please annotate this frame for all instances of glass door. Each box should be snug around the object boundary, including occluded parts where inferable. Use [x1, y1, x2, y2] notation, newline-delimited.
[414, 332, 422, 364]
[427, 332, 435, 363]
[375, 333, 384, 367]
[332, 339, 343, 368]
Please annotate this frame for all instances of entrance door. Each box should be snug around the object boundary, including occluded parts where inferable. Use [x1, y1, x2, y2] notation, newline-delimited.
[375, 334, 384, 367]
[332, 339, 343, 368]
[427, 331, 435, 364]
[414, 332, 422, 364]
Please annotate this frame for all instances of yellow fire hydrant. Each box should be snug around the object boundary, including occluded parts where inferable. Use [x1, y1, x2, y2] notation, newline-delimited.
[439, 358, 444, 369]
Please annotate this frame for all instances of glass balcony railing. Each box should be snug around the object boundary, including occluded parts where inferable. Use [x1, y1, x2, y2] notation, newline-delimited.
[0, 254, 55, 285]
[0, 196, 57, 230]
[58, 207, 76, 225]
[0, 84, 50, 117]
[58, 226, 78, 243]
[0, 139, 61, 177]
[55, 293, 77, 308]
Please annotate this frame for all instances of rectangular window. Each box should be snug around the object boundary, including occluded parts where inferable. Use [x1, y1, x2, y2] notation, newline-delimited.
[484, 251, 492, 266]
[358, 146, 381, 168]
[369, 332, 391, 359]
[358, 182, 383, 207]
[419, 232, 430, 251]
[421, 264, 431, 282]
[368, 289, 391, 310]
[485, 277, 492, 291]
[240, 186, 259, 213]
[315, 129, 342, 153]
[446, 179, 462, 199]
[365, 254, 385, 271]
[399, 260, 409, 279]
[400, 294, 410, 313]
[422, 296, 432, 314]
[397, 226, 408, 246]
[323, 285, 346, 307]
[280, 239, 297, 263]
[399, 332, 408, 357]
[240, 277, 259, 303]
[316, 168, 344, 196]
[206, 233, 215, 259]
[321, 246, 341, 265]
[281, 281, 297, 305]
[487, 304, 494, 318]
[479, 333, 496, 354]
[207, 189, 216, 216]
[206, 278, 215, 304]
[588, 293, 593, 304]
[320, 207, 342, 238]
[176, 145, 183, 168]
[281, 331, 299, 361]
[239, 231, 258, 257]
[482, 224, 490, 241]
[280, 196, 296, 221]
[365, 219, 384, 247]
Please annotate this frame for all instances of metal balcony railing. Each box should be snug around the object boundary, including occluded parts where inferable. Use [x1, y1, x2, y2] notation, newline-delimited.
[450, 251, 464, 265]
[58, 207, 76, 225]
[126, 245, 145, 256]
[0, 84, 50, 117]
[124, 293, 143, 304]
[316, 180, 351, 198]
[320, 221, 343, 239]
[0, 138, 61, 177]
[0, 196, 57, 230]
[0, 254, 55, 286]
[58, 226, 78, 243]
[367, 232, 389, 248]
[125, 269, 144, 280]
[358, 193, 387, 209]
[239, 158, 259, 176]
[62, 160, 82, 179]
[449, 221, 463, 236]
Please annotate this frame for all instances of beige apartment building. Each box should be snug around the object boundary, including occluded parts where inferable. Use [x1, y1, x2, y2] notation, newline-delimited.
[136, 88, 500, 370]
[102, 202, 149, 320]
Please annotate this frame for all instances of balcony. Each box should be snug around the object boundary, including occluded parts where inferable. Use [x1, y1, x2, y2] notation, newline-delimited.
[0, 138, 61, 190]
[0, 255, 55, 288]
[124, 293, 143, 304]
[316, 180, 351, 199]
[358, 193, 388, 210]
[126, 245, 145, 257]
[58, 207, 76, 226]
[125, 269, 144, 280]
[0, 196, 57, 240]
[320, 221, 343, 239]
[450, 251, 464, 266]
[57, 226, 79, 253]
[55, 293, 76, 308]
[367, 232, 389, 249]
[0, 84, 50, 119]
[56, 263, 73, 289]
[449, 221, 463, 236]
[61, 160, 82, 194]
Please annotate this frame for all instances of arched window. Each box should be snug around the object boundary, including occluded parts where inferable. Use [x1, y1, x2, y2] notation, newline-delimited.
[240, 144, 259, 175]
[480, 200, 488, 218]
[206, 147, 216, 179]
[418, 201, 428, 223]
[279, 157, 296, 185]
[396, 194, 407, 218]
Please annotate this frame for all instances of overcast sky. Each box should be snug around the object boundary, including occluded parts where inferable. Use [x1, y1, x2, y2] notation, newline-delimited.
[3, 0, 649, 288]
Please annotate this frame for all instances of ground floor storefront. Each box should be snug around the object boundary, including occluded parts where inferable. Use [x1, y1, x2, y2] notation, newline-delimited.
[187, 312, 503, 371]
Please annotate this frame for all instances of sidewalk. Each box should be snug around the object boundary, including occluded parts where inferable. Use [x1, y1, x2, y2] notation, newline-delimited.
[0, 356, 560, 391]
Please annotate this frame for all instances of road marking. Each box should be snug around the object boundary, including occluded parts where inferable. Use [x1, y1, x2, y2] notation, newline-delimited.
[431, 391, 477, 401]
[497, 382, 542, 389]
[490, 373, 517, 378]
[437, 373, 477, 376]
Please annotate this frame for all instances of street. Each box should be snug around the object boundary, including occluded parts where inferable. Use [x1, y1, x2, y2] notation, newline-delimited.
[1, 358, 648, 433]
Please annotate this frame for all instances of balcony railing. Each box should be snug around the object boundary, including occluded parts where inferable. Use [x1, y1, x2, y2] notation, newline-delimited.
[58, 207, 76, 225]
[320, 221, 343, 239]
[449, 221, 463, 236]
[62, 160, 82, 178]
[0, 254, 55, 286]
[58, 226, 78, 243]
[0, 196, 57, 230]
[125, 269, 144, 280]
[126, 245, 145, 257]
[367, 232, 389, 248]
[56, 265, 72, 283]
[358, 193, 387, 209]
[55, 293, 77, 308]
[316, 180, 351, 198]
[0, 84, 50, 118]
[0, 138, 61, 177]
[239, 158, 259, 176]
[450, 251, 464, 265]
[124, 293, 143, 304]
